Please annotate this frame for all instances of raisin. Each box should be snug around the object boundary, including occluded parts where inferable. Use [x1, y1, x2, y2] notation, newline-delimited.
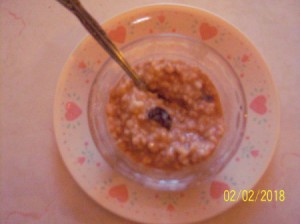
[148, 107, 172, 130]
[201, 84, 214, 102]
[202, 94, 214, 102]
[157, 93, 170, 102]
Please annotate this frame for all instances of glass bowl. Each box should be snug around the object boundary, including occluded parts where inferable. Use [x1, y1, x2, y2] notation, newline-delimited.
[88, 33, 246, 191]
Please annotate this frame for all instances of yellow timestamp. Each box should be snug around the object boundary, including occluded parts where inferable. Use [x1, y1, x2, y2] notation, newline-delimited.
[224, 189, 285, 202]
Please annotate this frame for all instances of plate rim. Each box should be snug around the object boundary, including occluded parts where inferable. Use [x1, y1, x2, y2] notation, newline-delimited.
[53, 4, 280, 223]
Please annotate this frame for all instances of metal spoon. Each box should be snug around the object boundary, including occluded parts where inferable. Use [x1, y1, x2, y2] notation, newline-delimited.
[57, 0, 148, 90]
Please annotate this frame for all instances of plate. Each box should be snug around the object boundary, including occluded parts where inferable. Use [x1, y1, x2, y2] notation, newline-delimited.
[54, 4, 280, 224]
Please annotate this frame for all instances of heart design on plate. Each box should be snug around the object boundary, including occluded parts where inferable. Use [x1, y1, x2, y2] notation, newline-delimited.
[108, 25, 126, 43]
[241, 54, 250, 63]
[65, 101, 82, 121]
[199, 23, 218, 40]
[167, 204, 175, 212]
[250, 95, 267, 115]
[210, 181, 230, 199]
[250, 149, 260, 158]
[108, 184, 129, 203]
[78, 60, 87, 69]
[158, 15, 166, 23]
[77, 156, 86, 165]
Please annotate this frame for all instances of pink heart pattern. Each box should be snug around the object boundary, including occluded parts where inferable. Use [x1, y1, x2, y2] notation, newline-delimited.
[108, 184, 129, 203]
[78, 60, 87, 69]
[158, 15, 166, 23]
[250, 95, 267, 115]
[65, 101, 82, 121]
[250, 149, 260, 158]
[199, 23, 218, 40]
[210, 181, 230, 199]
[108, 25, 126, 43]
[241, 54, 250, 63]
[167, 204, 175, 212]
[77, 156, 86, 165]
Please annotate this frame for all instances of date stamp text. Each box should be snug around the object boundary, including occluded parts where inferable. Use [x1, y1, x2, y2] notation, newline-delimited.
[224, 189, 285, 202]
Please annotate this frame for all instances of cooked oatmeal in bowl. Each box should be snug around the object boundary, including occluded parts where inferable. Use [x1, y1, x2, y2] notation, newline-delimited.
[88, 34, 246, 190]
[106, 59, 225, 170]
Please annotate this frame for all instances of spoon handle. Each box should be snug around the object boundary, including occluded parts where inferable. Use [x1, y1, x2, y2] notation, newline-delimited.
[57, 0, 147, 90]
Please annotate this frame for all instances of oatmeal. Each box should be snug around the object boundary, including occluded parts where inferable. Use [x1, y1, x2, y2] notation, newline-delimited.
[106, 59, 225, 170]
